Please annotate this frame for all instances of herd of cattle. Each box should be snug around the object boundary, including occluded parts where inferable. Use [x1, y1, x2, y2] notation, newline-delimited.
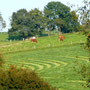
[27, 33, 90, 43]
[29, 35, 65, 43]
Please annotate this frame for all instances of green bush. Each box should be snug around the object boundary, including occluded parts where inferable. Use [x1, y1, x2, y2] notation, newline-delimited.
[74, 61, 90, 88]
[80, 63, 90, 88]
[0, 65, 55, 90]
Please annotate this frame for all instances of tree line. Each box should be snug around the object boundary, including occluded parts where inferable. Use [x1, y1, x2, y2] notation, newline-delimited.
[0, 1, 89, 40]
[8, 1, 80, 40]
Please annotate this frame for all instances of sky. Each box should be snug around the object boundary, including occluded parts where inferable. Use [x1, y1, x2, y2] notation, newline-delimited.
[0, 0, 84, 32]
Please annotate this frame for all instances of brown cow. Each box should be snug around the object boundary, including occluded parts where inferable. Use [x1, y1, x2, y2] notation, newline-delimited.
[31, 39, 37, 43]
[30, 36, 37, 43]
[59, 35, 65, 41]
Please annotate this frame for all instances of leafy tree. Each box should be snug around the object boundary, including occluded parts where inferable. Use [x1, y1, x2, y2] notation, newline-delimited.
[8, 9, 28, 40]
[78, 0, 90, 34]
[54, 18, 65, 32]
[78, 0, 90, 24]
[0, 13, 6, 31]
[44, 1, 80, 33]
[28, 8, 46, 36]
[70, 11, 80, 32]
[8, 8, 45, 40]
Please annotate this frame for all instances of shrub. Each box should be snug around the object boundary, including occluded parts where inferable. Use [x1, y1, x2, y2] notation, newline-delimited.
[74, 61, 90, 88]
[80, 63, 90, 88]
[86, 34, 90, 51]
[0, 65, 56, 90]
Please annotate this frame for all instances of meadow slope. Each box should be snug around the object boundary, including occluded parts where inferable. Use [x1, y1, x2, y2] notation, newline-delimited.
[0, 32, 89, 90]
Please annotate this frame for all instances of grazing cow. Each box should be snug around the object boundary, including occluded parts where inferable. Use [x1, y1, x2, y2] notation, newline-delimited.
[30, 36, 37, 43]
[59, 35, 65, 41]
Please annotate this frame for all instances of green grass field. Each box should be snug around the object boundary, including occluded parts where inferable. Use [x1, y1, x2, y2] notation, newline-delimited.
[0, 32, 89, 90]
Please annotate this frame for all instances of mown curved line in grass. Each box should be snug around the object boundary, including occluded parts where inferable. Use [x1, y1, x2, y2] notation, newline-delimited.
[3, 55, 88, 72]
[50, 55, 89, 62]
[22, 65, 35, 70]
[4, 58, 67, 71]
[5, 62, 42, 71]
[5, 60, 52, 71]
[24, 59, 53, 70]
[27, 58, 67, 65]
[18, 62, 44, 71]
[20, 61, 51, 71]
[67, 80, 86, 83]
[31, 54, 89, 62]
[50, 60, 67, 65]
[42, 77, 86, 83]
[27, 58, 67, 68]
[29, 59, 60, 68]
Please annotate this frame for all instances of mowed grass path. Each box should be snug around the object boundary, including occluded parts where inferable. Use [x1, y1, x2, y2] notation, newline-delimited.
[0, 33, 89, 90]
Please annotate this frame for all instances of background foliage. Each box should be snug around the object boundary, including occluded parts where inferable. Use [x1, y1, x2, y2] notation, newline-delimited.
[8, 1, 80, 40]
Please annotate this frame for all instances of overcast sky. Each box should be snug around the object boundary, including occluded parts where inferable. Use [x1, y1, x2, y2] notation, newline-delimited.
[0, 0, 84, 32]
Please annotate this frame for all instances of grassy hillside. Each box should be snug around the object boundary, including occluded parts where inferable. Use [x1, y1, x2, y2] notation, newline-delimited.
[0, 32, 8, 41]
[0, 32, 87, 54]
[0, 32, 89, 90]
